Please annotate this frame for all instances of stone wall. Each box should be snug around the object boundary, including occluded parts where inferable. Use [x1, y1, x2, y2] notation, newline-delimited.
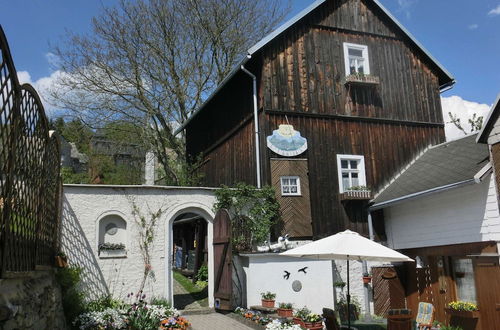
[0, 271, 66, 330]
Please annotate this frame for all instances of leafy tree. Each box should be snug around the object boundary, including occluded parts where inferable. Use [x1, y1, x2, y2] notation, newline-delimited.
[48, 0, 289, 185]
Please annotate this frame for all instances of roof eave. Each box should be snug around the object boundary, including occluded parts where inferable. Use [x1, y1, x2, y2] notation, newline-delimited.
[370, 179, 476, 210]
[477, 92, 500, 144]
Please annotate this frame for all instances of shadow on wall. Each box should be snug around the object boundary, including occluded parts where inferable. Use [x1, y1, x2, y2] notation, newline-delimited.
[61, 196, 109, 298]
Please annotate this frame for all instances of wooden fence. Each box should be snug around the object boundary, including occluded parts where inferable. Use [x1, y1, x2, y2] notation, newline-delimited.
[0, 26, 61, 275]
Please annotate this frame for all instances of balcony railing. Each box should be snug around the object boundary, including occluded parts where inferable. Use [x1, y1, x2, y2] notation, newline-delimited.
[343, 74, 380, 86]
[339, 190, 372, 201]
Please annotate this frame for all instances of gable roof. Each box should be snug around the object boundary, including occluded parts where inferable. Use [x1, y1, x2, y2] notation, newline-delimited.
[175, 0, 455, 135]
[476, 93, 500, 144]
[371, 134, 489, 208]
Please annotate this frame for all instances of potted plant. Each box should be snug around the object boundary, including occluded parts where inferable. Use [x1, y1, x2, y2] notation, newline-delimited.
[362, 272, 372, 284]
[293, 307, 310, 327]
[277, 302, 294, 318]
[260, 291, 276, 308]
[303, 313, 323, 330]
[54, 251, 68, 268]
[334, 281, 346, 292]
[445, 301, 480, 319]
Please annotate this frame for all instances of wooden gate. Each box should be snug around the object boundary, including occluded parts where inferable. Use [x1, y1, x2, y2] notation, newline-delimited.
[213, 209, 232, 311]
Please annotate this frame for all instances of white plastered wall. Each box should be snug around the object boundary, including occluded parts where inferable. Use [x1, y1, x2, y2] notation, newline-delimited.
[384, 174, 500, 250]
[61, 185, 216, 307]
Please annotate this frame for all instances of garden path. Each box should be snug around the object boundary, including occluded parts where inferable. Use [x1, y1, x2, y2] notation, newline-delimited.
[173, 277, 203, 310]
[187, 313, 254, 330]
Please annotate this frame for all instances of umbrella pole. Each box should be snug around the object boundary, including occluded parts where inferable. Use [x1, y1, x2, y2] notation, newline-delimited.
[347, 258, 350, 330]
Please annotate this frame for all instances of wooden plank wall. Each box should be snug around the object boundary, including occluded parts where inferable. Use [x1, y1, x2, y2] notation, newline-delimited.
[259, 0, 443, 123]
[270, 159, 313, 237]
[264, 114, 443, 236]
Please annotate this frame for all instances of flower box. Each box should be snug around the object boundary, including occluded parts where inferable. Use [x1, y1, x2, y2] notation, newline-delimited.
[293, 317, 304, 327]
[99, 249, 127, 259]
[363, 276, 372, 284]
[339, 190, 372, 201]
[344, 74, 380, 86]
[445, 308, 480, 319]
[303, 321, 323, 330]
[277, 308, 293, 318]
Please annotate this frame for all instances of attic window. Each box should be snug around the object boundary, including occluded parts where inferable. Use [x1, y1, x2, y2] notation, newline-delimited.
[343, 43, 370, 75]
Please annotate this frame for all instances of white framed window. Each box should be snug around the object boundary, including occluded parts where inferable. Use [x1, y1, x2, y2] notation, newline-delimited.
[343, 43, 370, 76]
[280, 176, 301, 196]
[336, 154, 367, 193]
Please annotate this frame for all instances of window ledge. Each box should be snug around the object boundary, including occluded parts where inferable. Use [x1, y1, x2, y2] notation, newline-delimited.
[339, 190, 372, 201]
[99, 249, 127, 259]
[343, 75, 380, 86]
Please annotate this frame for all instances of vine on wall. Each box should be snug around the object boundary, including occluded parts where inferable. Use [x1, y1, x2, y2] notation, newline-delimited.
[128, 197, 164, 294]
[213, 183, 281, 251]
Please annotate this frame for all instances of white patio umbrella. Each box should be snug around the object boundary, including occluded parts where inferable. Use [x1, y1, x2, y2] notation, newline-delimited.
[281, 229, 413, 329]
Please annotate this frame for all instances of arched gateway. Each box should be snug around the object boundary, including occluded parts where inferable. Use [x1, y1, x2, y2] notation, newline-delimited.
[61, 184, 216, 308]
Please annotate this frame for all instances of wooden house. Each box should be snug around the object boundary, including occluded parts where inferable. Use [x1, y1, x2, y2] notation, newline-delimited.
[371, 132, 500, 329]
[177, 0, 455, 239]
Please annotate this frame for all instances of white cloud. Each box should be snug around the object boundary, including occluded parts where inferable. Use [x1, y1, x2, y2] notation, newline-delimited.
[17, 70, 65, 117]
[468, 24, 478, 30]
[441, 95, 491, 140]
[488, 4, 500, 16]
[397, 0, 418, 18]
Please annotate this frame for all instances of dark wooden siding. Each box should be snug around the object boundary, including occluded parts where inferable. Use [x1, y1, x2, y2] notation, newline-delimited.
[259, 1, 443, 123]
[264, 113, 444, 236]
[270, 159, 313, 237]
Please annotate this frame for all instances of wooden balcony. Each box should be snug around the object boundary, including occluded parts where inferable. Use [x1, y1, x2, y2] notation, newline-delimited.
[339, 190, 372, 201]
[343, 74, 380, 86]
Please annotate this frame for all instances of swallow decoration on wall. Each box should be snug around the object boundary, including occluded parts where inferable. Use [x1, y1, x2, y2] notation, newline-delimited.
[298, 267, 308, 274]
[283, 270, 291, 280]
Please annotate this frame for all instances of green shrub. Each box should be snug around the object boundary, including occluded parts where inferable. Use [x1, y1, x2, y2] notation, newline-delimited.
[86, 295, 123, 312]
[56, 266, 86, 327]
[195, 265, 208, 282]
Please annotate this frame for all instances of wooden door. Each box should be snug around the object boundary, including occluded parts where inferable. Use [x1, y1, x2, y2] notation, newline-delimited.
[474, 257, 500, 329]
[373, 266, 406, 316]
[213, 209, 232, 311]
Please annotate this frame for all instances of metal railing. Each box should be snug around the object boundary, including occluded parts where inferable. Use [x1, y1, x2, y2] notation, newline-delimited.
[0, 26, 61, 275]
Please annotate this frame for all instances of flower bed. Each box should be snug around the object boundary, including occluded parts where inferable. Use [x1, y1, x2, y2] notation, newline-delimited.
[73, 293, 190, 330]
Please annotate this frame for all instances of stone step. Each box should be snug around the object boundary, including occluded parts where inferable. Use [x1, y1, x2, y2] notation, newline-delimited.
[249, 305, 277, 314]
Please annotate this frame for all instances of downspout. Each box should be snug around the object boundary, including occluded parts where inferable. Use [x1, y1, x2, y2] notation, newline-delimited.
[241, 60, 262, 189]
[362, 211, 375, 320]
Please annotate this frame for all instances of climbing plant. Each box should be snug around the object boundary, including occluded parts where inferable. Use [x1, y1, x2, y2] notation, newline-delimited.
[128, 197, 164, 294]
[213, 183, 281, 251]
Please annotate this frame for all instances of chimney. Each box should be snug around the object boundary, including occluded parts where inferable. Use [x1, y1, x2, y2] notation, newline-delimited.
[144, 151, 156, 185]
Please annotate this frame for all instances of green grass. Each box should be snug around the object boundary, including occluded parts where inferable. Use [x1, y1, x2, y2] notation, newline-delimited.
[173, 270, 208, 307]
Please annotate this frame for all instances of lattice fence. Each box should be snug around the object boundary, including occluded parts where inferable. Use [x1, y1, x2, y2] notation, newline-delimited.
[0, 26, 61, 275]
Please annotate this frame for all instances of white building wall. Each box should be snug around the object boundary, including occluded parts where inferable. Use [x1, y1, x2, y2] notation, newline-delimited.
[242, 254, 379, 315]
[61, 185, 216, 307]
[384, 174, 500, 250]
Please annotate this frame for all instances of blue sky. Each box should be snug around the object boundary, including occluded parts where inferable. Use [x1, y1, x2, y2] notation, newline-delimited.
[1, 0, 499, 138]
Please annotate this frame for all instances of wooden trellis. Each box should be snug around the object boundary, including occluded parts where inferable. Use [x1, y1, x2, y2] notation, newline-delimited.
[0, 26, 61, 275]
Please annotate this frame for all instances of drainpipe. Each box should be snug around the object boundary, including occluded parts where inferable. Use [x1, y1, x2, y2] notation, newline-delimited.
[240, 61, 262, 189]
[362, 211, 375, 320]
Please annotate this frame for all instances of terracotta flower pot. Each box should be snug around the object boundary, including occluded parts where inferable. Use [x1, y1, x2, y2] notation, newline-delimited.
[277, 308, 293, 318]
[304, 321, 323, 330]
[261, 299, 275, 308]
[363, 276, 372, 284]
[293, 317, 304, 327]
[55, 255, 68, 268]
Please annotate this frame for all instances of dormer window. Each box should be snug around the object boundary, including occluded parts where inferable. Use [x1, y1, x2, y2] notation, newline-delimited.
[343, 43, 370, 75]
